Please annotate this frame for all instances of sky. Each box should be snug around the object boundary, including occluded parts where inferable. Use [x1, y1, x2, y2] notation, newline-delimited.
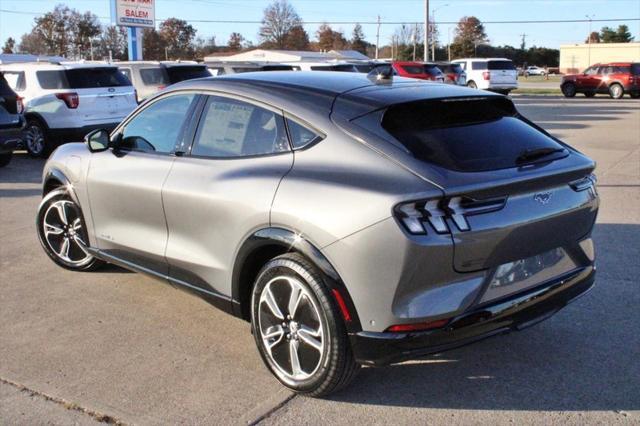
[0, 0, 639, 50]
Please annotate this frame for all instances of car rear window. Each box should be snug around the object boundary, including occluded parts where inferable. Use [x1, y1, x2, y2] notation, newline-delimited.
[310, 65, 357, 72]
[424, 64, 443, 76]
[488, 60, 516, 70]
[398, 65, 424, 75]
[36, 68, 130, 89]
[381, 97, 565, 172]
[140, 67, 170, 85]
[165, 65, 211, 83]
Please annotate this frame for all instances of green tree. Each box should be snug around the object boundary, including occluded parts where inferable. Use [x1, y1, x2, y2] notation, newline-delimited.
[259, 0, 303, 49]
[228, 32, 245, 51]
[160, 18, 197, 59]
[283, 25, 309, 50]
[350, 24, 367, 54]
[99, 26, 127, 61]
[316, 24, 347, 51]
[450, 16, 489, 58]
[614, 25, 634, 42]
[143, 28, 165, 60]
[2, 37, 16, 54]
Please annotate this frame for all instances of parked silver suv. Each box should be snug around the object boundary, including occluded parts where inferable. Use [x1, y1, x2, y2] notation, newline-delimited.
[36, 72, 599, 396]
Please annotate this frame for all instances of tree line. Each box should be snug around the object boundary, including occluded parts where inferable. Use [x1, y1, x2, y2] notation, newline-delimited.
[1, 1, 635, 67]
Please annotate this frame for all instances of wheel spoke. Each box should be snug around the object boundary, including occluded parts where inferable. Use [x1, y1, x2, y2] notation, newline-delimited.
[71, 235, 90, 256]
[263, 287, 285, 320]
[71, 218, 82, 231]
[44, 223, 63, 236]
[58, 238, 70, 259]
[288, 282, 303, 318]
[298, 325, 323, 352]
[289, 339, 302, 376]
[55, 203, 68, 225]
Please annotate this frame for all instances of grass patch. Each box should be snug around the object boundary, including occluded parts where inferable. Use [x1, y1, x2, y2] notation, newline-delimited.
[512, 88, 562, 95]
[518, 75, 562, 83]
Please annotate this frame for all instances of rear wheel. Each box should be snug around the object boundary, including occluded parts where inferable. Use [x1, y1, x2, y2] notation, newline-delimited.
[251, 253, 359, 397]
[36, 189, 103, 271]
[23, 118, 49, 158]
[609, 83, 624, 99]
[467, 80, 477, 89]
[561, 83, 577, 98]
[0, 152, 12, 167]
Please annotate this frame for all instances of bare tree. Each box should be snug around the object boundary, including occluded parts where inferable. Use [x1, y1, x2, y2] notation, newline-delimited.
[259, 0, 302, 48]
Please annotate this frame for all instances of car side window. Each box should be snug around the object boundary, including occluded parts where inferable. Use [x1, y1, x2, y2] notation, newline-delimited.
[191, 96, 289, 158]
[471, 61, 485, 70]
[584, 66, 598, 75]
[2, 71, 26, 91]
[286, 118, 323, 149]
[120, 93, 196, 153]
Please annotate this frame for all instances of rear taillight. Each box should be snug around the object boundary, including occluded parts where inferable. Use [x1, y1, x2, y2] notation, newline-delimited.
[55, 92, 79, 109]
[386, 318, 449, 333]
[16, 96, 24, 114]
[395, 196, 507, 235]
[482, 71, 491, 80]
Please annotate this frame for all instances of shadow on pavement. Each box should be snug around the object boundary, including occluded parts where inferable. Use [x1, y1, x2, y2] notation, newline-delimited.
[330, 223, 639, 412]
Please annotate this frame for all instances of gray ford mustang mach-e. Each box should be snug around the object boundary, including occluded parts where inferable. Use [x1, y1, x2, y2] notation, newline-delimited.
[36, 71, 599, 396]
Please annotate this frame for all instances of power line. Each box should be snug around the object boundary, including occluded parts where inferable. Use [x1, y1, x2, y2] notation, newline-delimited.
[1, 9, 639, 25]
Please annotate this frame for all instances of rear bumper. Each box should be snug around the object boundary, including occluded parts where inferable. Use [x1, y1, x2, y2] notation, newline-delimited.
[350, 266, 595, 366]
[48, 123, 120, 144]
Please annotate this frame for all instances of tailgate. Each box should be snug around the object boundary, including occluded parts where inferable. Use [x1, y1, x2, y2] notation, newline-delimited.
[78, 87, 136, 123]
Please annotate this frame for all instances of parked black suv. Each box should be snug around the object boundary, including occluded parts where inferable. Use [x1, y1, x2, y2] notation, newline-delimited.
[0, 72, 25, 167]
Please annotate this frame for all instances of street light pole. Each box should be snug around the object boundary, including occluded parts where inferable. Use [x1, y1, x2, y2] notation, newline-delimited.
[431, 4, 448, 62]
[585, 14, 595, 67]
[424, 0, 429, 61]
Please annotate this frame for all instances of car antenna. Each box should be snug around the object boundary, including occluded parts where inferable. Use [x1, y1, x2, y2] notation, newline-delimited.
[367, 66, 393, 84]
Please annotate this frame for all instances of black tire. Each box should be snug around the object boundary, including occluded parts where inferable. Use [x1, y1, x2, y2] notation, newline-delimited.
[0, 152, 12, 167]
[561, 82, 577, 98]
[23, 118, 50, 158]
[251, 253, 359, 397]
[36, 188, 104, 271]
[467, 80, 477, 89]
[584, 91, 596, 98]
[609, 83, 624, 99]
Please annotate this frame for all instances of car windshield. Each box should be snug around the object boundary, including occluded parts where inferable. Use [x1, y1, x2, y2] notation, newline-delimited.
[37, 67, 131, 89]
[488, 61, 516, 70]
[381, 97, 565, 172]
[165, 66, 211, 83]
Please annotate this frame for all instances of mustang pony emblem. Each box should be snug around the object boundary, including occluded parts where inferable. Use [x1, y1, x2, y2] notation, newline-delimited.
[534, 192, 553, 205]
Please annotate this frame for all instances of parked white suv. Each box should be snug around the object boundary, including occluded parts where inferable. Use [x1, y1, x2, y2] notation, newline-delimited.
[0, 61, 136, 157]
[451, 58, 518, 94]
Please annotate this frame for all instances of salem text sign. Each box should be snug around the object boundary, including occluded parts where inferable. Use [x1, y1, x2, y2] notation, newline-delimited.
[115, 0, 155, 28]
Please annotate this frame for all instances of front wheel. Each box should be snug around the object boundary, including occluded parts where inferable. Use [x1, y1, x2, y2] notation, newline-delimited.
[467, 80, 477, 89]
[251, 253, 359, 397]
[561, 83, 577, 98]
[609, 83, 624, 99]
[36, 189, 103, 271]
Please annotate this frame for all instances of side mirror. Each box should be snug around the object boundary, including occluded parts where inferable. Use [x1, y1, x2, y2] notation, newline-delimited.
[84, 129, 110, 153]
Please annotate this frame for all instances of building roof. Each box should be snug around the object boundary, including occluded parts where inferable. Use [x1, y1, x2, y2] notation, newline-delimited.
[204, 49, 370, 64]
[0, 53, 67, 64]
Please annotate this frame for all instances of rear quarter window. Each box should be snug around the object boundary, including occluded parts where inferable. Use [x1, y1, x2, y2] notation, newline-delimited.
[2, 71, 26, 91]
[471, 61, 487, 70]
[381, 97, 565, 172]
[37, 70, 69, 89]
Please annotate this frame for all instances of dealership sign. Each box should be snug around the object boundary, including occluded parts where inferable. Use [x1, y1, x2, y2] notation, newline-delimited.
[115, 0, 155, 28]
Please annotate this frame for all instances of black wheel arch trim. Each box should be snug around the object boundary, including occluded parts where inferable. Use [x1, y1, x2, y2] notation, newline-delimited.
[42, 168, 79, 201]
[232, 227, 363, 333]
[24, 112, 50, 129]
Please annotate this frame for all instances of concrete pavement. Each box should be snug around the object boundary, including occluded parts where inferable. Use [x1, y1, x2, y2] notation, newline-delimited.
[0, 96, 639, 425]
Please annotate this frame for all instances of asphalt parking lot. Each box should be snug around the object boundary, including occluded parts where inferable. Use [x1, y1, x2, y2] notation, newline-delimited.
[1, 95, 639, 425]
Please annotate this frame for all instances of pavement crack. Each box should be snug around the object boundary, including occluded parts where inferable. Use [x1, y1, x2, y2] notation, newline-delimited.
[0, 377, 127, 425]
[248, 393, 296, 425]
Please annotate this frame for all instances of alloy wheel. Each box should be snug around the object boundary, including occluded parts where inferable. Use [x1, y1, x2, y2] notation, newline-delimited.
[25, 123, 45, 156]
[610, 84, 623, 99]
[257, 276, 325, 383]
[42, 200, 93, 267]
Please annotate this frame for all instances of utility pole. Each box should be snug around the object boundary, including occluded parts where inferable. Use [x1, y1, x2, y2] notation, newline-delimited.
[520, 33, 527, 50]
[413, 23, 418, 61]
[424, 0, 429, 61]
[585, 14, 595, 67]
[375, 15, 381, 60]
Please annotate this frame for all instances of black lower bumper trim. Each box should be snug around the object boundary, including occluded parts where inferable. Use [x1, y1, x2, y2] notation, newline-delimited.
[350, 267, 595, 366]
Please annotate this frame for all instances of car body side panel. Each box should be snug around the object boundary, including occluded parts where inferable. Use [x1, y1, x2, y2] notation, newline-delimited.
[162, 153, 294, 297]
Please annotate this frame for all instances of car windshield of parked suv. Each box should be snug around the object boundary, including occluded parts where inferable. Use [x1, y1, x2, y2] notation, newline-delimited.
[381, 97, 565, 172]
[487, 60, 516, 70]
[37, 68, 130, 89]
[165, 66, 211, 83]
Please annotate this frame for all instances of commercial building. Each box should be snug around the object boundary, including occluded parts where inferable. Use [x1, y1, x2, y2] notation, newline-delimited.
[559, 42, 640, 73]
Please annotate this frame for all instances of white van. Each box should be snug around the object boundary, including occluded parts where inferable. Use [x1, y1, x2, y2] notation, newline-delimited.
[451, 58, 518, 94]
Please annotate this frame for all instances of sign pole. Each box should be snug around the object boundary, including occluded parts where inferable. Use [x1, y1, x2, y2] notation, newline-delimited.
[127, 27, 144, 60]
